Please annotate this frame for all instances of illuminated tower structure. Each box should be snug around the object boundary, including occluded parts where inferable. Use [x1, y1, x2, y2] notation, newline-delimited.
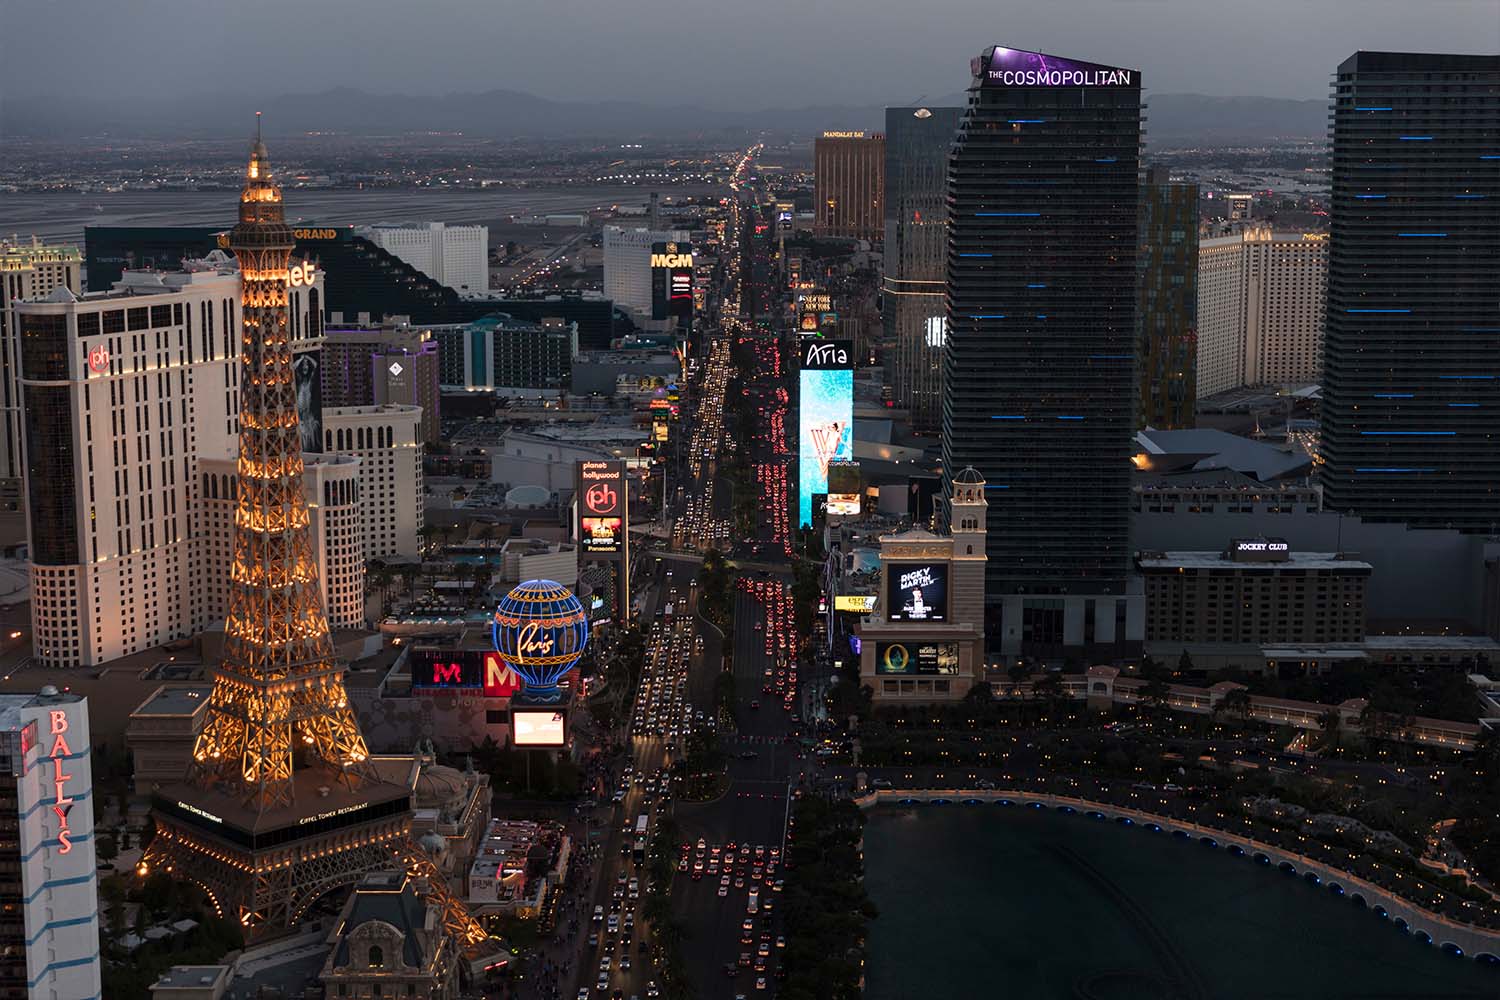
[145, 123, 489, 948]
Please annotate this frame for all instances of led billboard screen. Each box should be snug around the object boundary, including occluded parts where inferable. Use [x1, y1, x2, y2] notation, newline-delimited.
[409, 649, 522, 698]
[886, 563, 948, 622]
[651, 242, 694, 321]
[875, 641, 959, 675]
[581, 516, 624, 555]
[512, 707, 568, 747]
[826, 493, 861, 516]
[293, 350, 323, 453]
[798, 338, 854, 527]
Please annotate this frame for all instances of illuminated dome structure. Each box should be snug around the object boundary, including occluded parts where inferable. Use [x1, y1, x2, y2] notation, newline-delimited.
[491, 580, 590, 702]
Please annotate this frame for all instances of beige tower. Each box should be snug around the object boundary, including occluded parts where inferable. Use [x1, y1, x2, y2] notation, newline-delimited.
[948, 466, 988, 641]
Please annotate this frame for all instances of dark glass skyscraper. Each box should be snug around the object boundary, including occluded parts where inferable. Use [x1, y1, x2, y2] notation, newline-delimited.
[1139, 164, 1199, 429]
[942, 46, 1142, 648]
[885, 106, 962, 433]
[1320, 52, 1500, 531]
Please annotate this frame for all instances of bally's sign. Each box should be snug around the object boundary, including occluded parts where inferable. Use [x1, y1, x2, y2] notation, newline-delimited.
[800, 338, 854, 371]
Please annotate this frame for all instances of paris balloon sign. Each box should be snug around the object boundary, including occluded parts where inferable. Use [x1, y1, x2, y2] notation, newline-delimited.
[492, 580, 590, 703]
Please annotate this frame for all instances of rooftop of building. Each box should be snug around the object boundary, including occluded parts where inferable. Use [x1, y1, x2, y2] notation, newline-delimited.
[1134, 427, 1313, 482]
[130, 684, 212, 718]
[1133, 468, 1314, 494]
[0, 686, 85, 731]
[151, 965, 230, 991]
[1136, 551, 1372, 572]
[0, 237, 81, 268]
[333, 872, 429, 969]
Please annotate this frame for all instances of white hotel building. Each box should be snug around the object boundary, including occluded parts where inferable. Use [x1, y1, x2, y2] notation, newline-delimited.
[1197, 229, 1327, 397]
[11, 256, 394, 667]
[0, 688, 99, 1000]
[602, 225, 688, 321]
[323, 404, 424, 561]
[358, 222, 489, 296]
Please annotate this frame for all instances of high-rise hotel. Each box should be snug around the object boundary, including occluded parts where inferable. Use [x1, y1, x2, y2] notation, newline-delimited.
[942, 46, 1144, 659]
[13, 256, 329, 666]
[1320, 52, 1500, 530]
[884, 106, 962, 433]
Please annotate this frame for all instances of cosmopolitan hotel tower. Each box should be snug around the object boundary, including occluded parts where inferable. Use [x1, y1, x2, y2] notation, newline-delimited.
[1320, 52, 1500, 530]
[943, 46, 1144, 661]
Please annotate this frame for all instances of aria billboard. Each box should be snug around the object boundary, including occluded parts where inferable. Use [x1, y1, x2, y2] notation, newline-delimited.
[798, 338, 854, 527]
[885, 562, 948, 622]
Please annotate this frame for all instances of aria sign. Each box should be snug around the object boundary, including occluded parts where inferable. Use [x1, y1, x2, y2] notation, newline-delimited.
[980, 47, 1137, 88]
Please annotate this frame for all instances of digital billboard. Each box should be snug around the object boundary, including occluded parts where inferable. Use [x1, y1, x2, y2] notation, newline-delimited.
[798, 338, 854, 527]
[513, 707, 568, 747]
[576, 460, 631, 622]
[979, 47, 1136, 88]
[650, 242, 694, 321]
[409, 649, 523, 698]
[826, 494, 861, 516]
[581, 516, 624, 555]
[293, 349, 323, 453]
[834, 594, 877, 613]
[886, 563, 948, 622]
[875, 641, 959, 675]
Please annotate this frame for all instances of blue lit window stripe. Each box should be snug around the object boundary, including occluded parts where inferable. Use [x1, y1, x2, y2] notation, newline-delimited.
[1360, 431, 1456, 436]
[1373, 393, 1413, 398]
[1440, 375, 1495, 380]
[1035, 314, 1048, 319]
[1397, 232, 1447, 237]
[1355, 194, 1387, 199]
[1347, 309, 1411, 314]
[1008, 119, 1047, 123]
[1454, 194, 1486, 199]
[1480, 155, 1500, 160]
[1095, 157, 1117, 163]
[1461, 327, 1500, 333]
[1355, 106, 1392, 111]
[958, 253, 993, 257]
[1399, 136, 1434, 141]
[1355, 468, 1435, 473]
[969, 314, 1006, 319]
[985, 484, 1010, 490]
[1026, 283, 1047, 289]
[991, 415, 1025, 420]
[1057, 415, 1084, 421]
[1448, 403, 1480, 408]
[975, 212, 1041, 217]
[1089, 355, 1131, 360]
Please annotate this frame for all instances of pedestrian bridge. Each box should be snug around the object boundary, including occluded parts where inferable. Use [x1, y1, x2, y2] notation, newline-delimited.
[856, 787, 1500, 965]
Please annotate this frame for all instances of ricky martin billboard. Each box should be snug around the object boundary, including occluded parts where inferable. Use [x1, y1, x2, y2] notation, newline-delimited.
[798, 338, 854, 527]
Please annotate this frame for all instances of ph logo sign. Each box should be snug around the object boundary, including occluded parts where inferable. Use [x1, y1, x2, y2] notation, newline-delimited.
[86, 343, 110, 374]
[585, 481, 618, 514]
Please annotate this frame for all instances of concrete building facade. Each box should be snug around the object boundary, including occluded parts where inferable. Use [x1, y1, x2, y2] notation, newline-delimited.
[602, 226, 688, 320]
[358, 222, 489, 296]
[323, 404, 424, 560]
[814, 132, 885, 241]
[1197, 229, 1327, 396]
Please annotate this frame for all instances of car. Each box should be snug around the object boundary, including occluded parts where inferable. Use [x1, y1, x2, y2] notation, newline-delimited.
[776, 935, 786, 949]
[755, 977, 767, 991]
[739, 952, 753, 967]
[588, 932, 599, 947]
[621, 956, 632, 972]
[739, 750, 759, 760]
[600, 957, 612, 972]
[598, 974, 610, 991]
[578, 991, 591, 1000]
[593, 905, 605, 923]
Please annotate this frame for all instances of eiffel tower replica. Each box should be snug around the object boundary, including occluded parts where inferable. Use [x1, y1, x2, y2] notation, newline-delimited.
[145, 120, 490, 948]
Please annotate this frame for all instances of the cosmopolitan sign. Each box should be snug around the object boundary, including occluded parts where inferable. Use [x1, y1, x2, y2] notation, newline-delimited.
[981, 47, 1136, 88]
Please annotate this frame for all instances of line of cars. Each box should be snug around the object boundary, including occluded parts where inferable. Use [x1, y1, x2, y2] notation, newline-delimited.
[738, 577, 797, 714]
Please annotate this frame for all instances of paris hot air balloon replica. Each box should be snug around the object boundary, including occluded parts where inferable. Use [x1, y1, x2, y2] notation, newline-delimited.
[491, 580, 590, 704]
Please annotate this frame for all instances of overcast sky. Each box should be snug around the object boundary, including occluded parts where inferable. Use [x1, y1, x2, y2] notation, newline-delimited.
[4, 0, 1496, 108]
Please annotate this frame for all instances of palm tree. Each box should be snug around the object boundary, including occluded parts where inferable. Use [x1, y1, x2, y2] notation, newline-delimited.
[1359, 702, 1389, 743]
[1317, 707, 1342, 750]
[1221, 687, 1253, 727]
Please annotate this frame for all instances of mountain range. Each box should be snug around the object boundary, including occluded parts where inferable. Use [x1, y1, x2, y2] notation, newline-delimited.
[1, 88, 1328, 145]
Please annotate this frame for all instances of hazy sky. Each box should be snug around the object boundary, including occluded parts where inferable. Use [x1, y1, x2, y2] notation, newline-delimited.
[4, 0, 1496, 107]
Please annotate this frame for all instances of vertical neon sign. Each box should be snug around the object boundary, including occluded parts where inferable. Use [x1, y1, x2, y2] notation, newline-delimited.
[47, 710, 75, 854]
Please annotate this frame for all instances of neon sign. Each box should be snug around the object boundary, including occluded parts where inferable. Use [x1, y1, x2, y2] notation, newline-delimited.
[47, 710, 75, 854]
[86, 343, 110, 374]
[288, 262, 318, 287]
